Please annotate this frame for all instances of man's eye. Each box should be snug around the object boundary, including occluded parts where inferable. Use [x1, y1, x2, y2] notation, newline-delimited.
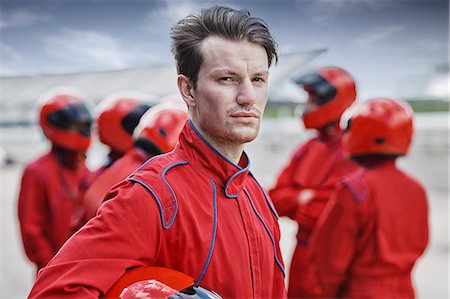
[220, 77, 233, 81]
[253, 77, 266, 83]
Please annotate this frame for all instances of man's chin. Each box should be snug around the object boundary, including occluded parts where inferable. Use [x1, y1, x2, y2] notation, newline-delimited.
[230, 129, 259, 144]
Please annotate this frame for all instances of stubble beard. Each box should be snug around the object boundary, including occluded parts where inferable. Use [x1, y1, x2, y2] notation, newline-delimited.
[224, 120, 260, 145]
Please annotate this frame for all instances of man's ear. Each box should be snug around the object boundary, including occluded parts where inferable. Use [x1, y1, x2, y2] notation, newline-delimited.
[177, 74, 195, 107]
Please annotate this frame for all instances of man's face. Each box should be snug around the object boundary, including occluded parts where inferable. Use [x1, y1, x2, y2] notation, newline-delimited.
[190, 36, 269, 146]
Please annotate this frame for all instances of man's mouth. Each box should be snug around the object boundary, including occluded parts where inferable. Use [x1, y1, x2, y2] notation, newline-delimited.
[231, 111, 259, 118]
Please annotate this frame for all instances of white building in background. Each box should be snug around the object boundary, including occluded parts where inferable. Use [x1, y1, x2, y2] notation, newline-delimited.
[0, 49, 326, 124]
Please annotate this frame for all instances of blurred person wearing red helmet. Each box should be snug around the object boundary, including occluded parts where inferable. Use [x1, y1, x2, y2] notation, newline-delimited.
[269, 66, 360, 298]
[311, 98, 429, 298]
[93, 92, 152, 172]
[17, 88, 93, 272]
[29, 6, 286, 299]
[104, 266, 222, 299]
[81, 100, 188, 221]
[75, 93, 152, 226]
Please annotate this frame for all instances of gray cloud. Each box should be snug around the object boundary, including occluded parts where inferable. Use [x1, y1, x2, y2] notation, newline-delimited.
[43, 29, 129, 68]
[0, 9, 52, 29]
[355, 25, 405, 48]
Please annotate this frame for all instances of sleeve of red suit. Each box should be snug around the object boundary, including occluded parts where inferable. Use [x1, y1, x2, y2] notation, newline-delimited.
[28, 180, 163, 299]
[310, 185, 362, 298]
[17, 167, 55, 269]
[269, 148, 306, 219]
[269, 142, 334, 222]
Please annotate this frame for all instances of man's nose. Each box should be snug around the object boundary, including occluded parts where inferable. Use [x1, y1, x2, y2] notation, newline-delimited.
[236, 79, 257, 106]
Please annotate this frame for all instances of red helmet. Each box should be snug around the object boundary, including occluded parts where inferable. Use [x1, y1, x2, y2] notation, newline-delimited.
[39, 93, 93, 151]
[96, 95, 151, 153]
[342, 98, 414, 157]
[295, 66, 357, 129]
[133, 100, 188, 153]
[104, 266, 222, 299]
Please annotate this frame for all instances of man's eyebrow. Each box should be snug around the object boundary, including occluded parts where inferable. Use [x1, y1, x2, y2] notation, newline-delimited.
[211, 69, 270, 76]
[210, 69, 237, 75]
[253, 71, 270, 76]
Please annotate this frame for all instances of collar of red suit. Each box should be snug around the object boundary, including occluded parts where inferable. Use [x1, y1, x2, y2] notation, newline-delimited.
[177, 120, 251, 198]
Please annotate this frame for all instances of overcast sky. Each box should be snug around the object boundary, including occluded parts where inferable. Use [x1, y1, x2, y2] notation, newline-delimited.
[1, 0, 448, 100]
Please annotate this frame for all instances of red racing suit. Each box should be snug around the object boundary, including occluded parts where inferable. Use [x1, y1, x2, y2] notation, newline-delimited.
[17, 148, 90, 270]
[29, 121, 287, 299]
[311, 159, 429, 298]
[269, 132, 358, 298]
[81, 148, 153, 221]
[76, 151, 126, 228]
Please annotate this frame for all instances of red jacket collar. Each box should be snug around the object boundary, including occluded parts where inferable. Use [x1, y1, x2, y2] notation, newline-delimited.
[177, 121, 250, 198]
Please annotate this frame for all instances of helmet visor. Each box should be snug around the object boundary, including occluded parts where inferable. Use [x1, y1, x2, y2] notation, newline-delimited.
[47, 103, 93, 136]
[295, 72, 336, 106]
[121, 103, 152, 135]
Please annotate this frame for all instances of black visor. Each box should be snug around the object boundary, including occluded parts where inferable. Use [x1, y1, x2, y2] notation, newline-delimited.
[295, 72, 337, 106]
[121, 103, 152, 135]
[47, 103, 93, 136]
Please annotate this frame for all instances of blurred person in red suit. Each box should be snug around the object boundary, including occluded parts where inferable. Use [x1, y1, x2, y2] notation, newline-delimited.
[269, 66, 359, 298]
[75, 93, 152, 226]
[311, 98, 429, 298]
[17, 88, 93, 272]
[81, 99, 188, 221]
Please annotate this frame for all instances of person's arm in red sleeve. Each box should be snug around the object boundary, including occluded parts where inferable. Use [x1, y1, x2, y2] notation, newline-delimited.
[17, 167, 55, 269]
[28, 180, 163, 299]
[269, 150, 305, 219]
[310, 185, 361, 298]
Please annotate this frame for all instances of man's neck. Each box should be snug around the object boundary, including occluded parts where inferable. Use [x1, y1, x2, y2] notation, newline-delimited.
[317, 122, 342, 141]
[191, 122, 244, 165]
[211, 141, 244, 165]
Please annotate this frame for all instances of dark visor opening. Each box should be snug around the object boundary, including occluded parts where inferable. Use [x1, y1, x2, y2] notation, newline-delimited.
[47, 103, 92, 136]
[295, 72, 337, 106]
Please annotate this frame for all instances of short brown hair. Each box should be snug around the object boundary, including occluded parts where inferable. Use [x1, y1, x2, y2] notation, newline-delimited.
[170, 6, 278, 88]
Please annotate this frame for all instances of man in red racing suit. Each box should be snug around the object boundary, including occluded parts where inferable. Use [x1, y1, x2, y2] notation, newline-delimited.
[269, 67, 358, 298]
[29, 121, 286, 299]
[17, 91, 93, 271]
[75, 95, 151, 226]
[28, 6, 286, 299]
[311, 98, 429, 298]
